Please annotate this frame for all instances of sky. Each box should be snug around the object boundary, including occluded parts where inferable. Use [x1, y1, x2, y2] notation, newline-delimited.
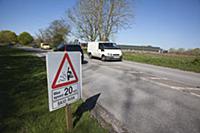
[0, 0, 200, 49]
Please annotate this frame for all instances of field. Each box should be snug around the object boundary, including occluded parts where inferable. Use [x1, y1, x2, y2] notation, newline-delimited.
[123, 52, 200, 73]
[0, 46, 107, 133]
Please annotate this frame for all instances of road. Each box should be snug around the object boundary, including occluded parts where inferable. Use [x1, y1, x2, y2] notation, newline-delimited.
[20, 47, 200, 133]
[17, 46, 51, 57]
[83, 56, 200, 133]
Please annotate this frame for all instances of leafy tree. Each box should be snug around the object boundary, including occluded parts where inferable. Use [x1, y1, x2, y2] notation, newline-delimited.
[190, 48, 200, 56]
[49, 19, 70, 47]
[36, 19, 70, 47]
[0, 30, 17, 45]
[18, 32, 33, 45]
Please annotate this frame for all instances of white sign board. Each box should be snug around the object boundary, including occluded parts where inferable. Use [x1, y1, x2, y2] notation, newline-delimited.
[46, 52, 82, 111]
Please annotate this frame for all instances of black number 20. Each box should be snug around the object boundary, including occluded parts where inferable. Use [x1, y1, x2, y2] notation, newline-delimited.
[64, 86, 73, 96]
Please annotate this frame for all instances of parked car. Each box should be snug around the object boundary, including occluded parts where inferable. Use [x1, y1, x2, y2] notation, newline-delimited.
[40, 43, 50, 49]
[54, 44, 84, 63]
[87, 41, 122, 61]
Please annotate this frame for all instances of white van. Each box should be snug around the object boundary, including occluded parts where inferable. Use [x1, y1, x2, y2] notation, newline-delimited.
[87, 41, 122, 61]
[40, 43, 50, 50]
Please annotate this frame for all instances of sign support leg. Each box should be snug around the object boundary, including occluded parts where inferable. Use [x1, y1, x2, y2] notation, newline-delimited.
[66, 104, 73, 131]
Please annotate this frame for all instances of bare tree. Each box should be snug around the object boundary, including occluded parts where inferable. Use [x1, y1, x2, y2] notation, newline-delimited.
[68, 0, 99, 41]
[68, 0, 133, 41]
[35, 29, 46, 44]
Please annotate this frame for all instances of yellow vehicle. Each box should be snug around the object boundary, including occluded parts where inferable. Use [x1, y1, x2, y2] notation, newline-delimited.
[40, 43, 50, 49]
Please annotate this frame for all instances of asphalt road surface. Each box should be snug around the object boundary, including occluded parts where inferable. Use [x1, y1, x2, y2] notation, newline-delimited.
[17, 46, 51, 57]
[83, 56, 200, 133]
[20, 47, 200, 133]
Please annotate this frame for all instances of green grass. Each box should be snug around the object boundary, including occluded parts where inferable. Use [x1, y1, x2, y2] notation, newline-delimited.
[123, 52, 200, 73]
[0, 46, 107, 133]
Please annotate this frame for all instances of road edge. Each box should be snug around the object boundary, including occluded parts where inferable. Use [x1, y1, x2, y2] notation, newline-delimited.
[82, 91, 130, 133]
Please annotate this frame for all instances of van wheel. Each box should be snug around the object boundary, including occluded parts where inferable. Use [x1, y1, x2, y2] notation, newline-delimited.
[88, 53, 93, 59]
[101, 55, 106, 61]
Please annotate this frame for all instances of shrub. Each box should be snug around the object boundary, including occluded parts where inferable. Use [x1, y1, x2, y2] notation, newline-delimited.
[18, 32, 33, 45]
[0, 30, 17, 45]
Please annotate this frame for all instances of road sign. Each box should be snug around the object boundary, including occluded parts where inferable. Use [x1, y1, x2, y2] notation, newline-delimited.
[46, 52, 82, 112]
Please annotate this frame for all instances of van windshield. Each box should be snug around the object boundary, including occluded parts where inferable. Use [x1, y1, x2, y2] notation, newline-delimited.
[99, 43, 119, 49]
[43, 44, 49, 46]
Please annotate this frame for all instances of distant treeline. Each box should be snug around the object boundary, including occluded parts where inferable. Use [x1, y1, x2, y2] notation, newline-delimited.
[168, 48, 200, 56]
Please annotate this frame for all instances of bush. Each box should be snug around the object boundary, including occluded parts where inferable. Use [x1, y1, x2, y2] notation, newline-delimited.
[18, 32, 33, 45]
[191, 57, 200, 65]
[190, 48, 200, 56]
[0, 30, 17, 45]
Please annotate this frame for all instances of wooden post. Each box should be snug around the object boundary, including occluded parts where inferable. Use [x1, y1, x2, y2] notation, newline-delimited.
[66, 104, 73, 131]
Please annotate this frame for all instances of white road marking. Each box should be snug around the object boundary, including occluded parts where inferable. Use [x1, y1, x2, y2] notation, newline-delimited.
[141, 77, 200, 98]
[149, 77, 168, 80]
[190, 92, 200, 98]
[171, 86, 200, 91]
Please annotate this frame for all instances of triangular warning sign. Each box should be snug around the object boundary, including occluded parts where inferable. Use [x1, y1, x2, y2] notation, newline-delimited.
[52, 53, 78, 89]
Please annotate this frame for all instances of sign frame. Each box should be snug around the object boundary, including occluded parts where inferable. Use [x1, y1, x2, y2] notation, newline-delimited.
[46, 52, 82, 112]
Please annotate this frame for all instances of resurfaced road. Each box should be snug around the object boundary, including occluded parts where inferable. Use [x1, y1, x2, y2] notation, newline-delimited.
[83, 56, 200, 133]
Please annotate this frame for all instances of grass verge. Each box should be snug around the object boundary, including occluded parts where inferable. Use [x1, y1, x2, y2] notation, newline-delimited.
[123, 52, 200, 73]
[0, 46, 107, 133]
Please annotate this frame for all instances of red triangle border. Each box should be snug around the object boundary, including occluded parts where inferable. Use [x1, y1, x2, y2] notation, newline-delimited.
[51, 53, 78, 89]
